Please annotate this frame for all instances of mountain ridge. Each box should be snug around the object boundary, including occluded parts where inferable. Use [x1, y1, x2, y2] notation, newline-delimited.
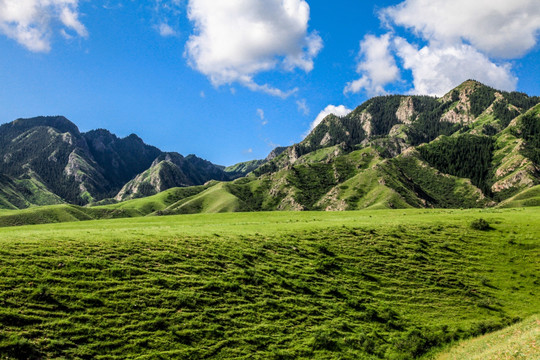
[0, 116, 232, 208]
[1, 80, 539, 213]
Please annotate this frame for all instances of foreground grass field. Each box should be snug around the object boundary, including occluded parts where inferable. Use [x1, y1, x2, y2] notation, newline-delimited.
[0, 208, 538, 359]
[435, 315, 539, 360]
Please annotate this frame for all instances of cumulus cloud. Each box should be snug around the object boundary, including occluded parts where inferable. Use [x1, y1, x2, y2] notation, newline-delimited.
[346, 0, 540, 96]
[382, 0, 540, 59]
[344, 34, 400, 96]
[309, 105, 352, 132]
[0, 0, 87, 52]
[185, 0, 322, 97]
[394, 38, 517, 96]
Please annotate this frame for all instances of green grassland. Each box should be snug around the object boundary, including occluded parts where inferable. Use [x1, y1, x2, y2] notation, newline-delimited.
[0, 208, 538, 359]
[435, 315, 539, 360]
[499, 185, 540, 208]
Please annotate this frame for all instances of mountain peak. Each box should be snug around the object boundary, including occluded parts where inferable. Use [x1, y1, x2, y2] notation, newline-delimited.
[453, 79, 490, 93]
[125, 133, 143, 142]
[9, 116, 80, 135]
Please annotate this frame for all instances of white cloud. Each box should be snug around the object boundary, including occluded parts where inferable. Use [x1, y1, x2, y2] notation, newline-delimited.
[382, 0, 540, 58]
[157, 22, 177, 37]
[0, 0, 87, 52]
[393, 38, 517, 96]
[344, 34, 400, 96]
[257, 108, 267, 125]
[309, 105, 352, 131]
[185, 0, 322, 97]
[345, 0, 538, 96]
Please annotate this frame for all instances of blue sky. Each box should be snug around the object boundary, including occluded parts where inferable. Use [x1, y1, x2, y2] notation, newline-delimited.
[1, 0, 539, 166]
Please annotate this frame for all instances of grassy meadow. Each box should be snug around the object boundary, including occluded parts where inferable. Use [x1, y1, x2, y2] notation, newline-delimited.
[0, 208, 538, 359]
[435, 314, 539, 360]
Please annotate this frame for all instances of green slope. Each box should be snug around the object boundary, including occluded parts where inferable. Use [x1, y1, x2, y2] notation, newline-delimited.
[224, 159, 266, 178]
[0, 175, 28, 210]
[498, 185, 540, 208]
[0, 204, 143, 228]
[162, 182, 240, 214]
[435, 315, 539, 360]
[115, 153, 231, 201]
[106, 183, 213, 215]
[0, 174, 64, 210]
[0, 209, 538, 359]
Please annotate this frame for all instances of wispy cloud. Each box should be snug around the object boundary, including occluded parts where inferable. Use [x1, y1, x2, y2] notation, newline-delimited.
[296, 99, 310, 115]
[257, 108, 267, 125]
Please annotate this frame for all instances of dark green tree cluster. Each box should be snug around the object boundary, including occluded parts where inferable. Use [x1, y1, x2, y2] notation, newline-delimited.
[418, 135, 494, 194]
[502, 91, 540, 111]
[408, 98, 462, 146]
[492, 92, 540, 128]
[514, 112, 540, 166]
[387, 156, 485, 208]
[301, 115, 365, 155]
[469, 86, 496, 117]
[225, 179, 281, 212]
[363, 95, 404, 136]
[287, 163, 336, 209]
[492, 101, 520, 128]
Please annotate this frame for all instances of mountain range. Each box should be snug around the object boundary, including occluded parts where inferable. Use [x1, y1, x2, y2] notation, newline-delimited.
[0, 116, 233, 209]
[1, 80, 539, 213]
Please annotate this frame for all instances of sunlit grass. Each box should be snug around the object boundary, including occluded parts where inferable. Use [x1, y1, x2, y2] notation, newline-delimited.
[0, 208, 538, 359]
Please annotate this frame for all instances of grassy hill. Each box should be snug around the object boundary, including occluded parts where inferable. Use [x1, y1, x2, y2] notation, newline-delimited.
[0, 204, 140, 228]
[434, 315, 539, 360]
[224, 159, 266, 178]
[498, 185, 540, 208]
[0, 208, 538, 359]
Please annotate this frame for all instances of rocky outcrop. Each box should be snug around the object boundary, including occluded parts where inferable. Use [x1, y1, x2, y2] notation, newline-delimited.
[440, 107, 475, 124]
[265, 147, 287, 161]
[491, 168, 537, 193]
[396, 97, 415, 124]
[359, 112, 373, 137]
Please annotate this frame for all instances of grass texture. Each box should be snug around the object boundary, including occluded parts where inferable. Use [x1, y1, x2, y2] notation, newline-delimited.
[0, 208, 538, 359]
